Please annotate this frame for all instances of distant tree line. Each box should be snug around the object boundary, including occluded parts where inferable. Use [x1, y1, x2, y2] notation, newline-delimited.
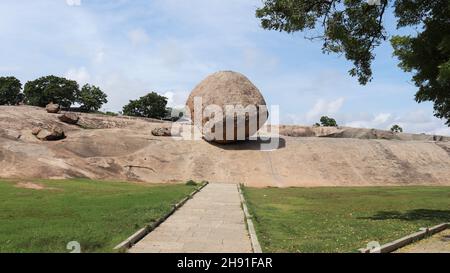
[0, 75, 107, 112]
[0, 75, 179, 120]
[314, 116, 406, 133]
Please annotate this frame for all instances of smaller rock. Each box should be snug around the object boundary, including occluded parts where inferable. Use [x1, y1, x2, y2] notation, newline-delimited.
[31, 127, 41, 135]
[46, 103, 60, 113]
[152, 127, 172, 137]
[58, 113, 80, 125]
[36, 126, 65, 141]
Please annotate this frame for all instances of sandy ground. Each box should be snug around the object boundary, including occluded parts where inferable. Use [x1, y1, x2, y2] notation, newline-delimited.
[1, 105, 450, 187]
[396, 229, 450, 253]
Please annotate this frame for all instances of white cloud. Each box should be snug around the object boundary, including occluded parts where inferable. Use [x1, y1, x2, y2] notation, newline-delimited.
[158, 40, 186, 68]
[242, 47, 279, 71]
[343, 110, 450, 136]
[66, 0, 81, 6]
[373, 113, 392, 124]
[94, 49, 105, 64]
[0, 66, 20, 72]
[163, 90, 189, 108]
[65, 67, 91, 86]
[306, 98, 345, 121]
[431, 127, 450, 136]
[128, 28, 150, 47]
[345, 113, 394, 130]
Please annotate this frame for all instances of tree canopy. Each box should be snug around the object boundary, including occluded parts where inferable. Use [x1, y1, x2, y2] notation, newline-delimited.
[256, 0, 450, 125]
[122, 92, 168, 119]
[77, 84, 108, 112]
[391, 0, 450, 125]
[390, 124, 403, 133]
[24, 75, 79, 108]
[320, 116, 338, 127]
[0, 76, 22, 105]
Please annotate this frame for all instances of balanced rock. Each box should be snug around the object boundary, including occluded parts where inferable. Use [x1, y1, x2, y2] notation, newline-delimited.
[186, 71, 268, 143]
[58, 113, 79, 125]
[45, 103, 60, 114]
[35, 126, 65, 141]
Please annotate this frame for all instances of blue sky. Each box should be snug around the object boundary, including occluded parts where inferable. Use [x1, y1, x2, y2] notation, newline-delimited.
[1, 0, 449, 135]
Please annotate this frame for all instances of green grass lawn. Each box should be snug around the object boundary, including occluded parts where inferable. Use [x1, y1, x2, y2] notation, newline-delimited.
[0, 179, 199, 253]
[243, 186, 450, 253]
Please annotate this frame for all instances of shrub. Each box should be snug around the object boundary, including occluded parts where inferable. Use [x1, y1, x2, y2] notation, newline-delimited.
[185, 180, 198, 186]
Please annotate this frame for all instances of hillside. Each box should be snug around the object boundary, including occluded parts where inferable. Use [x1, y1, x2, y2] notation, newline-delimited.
[1, 105, 450, 187]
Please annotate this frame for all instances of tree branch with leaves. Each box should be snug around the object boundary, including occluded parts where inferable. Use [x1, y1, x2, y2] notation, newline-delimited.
[256, 0, 450, 126]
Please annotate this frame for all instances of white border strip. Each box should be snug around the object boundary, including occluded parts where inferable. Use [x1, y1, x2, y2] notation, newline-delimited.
[359, 223, 449, 253]
[238, 184, 263, 253]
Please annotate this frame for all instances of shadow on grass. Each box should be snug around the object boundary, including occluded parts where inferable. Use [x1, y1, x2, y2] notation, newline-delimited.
[360, 209, 450, 222]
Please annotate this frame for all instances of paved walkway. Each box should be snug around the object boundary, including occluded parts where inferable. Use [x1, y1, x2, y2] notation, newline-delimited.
[129, 183, 253, 253]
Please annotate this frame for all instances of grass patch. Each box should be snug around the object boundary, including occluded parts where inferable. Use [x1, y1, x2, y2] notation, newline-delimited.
[243, 186, 450, 253]
[0, 179, 199, 253]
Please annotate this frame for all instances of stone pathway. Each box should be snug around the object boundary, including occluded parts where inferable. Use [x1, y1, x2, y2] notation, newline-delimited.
[129, 183, 253, 253]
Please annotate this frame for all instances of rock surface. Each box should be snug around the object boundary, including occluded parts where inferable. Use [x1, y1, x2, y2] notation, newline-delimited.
[277, 125, 448, 141]
[0, 129, 21, 140]
[1, 105, 450, 187]
[186, 71, 268, 143]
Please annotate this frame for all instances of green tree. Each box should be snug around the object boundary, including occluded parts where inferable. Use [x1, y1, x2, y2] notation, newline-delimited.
[0, 76, 22, 105]
[256, 0, 450, 125]
[77, 84, 108, 112]
[391, 1, 450, 125]
[24, 75, 79, 108]
[256, 0, 390, 85]
[122, 92, 168, 119]
[390, 124, 403, 133]
[320, 116, 338, 127]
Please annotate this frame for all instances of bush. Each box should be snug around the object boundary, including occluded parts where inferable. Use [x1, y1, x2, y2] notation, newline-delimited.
[0, 76, 22, 105]
[185, 180, 198, 186]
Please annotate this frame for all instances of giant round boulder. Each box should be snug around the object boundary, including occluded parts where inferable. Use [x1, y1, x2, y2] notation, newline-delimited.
[186, 71, 268, 143]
